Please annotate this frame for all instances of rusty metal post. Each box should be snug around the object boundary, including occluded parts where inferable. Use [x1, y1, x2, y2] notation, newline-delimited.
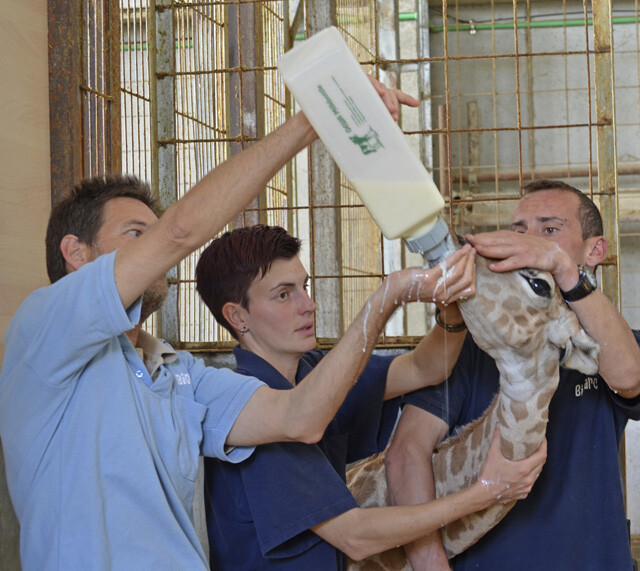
[592, 0, 620, 308]
[592, 2, 618, 277]
[283, 4, 295, 233]
[48, 0, 84, 205]
[289, 0, 304, 46]
[80, 0, 122, 178]
[417, 0, 433, 177]
[306, 0, 343, 338]
[227, 1, 265, 228]
[107, 0, 122, 175]
[150, 0, 179, 345]
[438, 105, 451, 201]
[467, 101, 479, 192]
[592, 0, 625, 504]
[375, 0, 403, 335]
[376, 0, 398, 85]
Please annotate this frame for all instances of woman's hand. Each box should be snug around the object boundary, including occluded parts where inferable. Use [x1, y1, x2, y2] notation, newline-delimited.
[477, 427, 547, 504]
[393, 244, 476, 306]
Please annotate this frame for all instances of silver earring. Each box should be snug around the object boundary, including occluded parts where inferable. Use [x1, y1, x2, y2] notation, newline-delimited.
[240, 327, 248, 335]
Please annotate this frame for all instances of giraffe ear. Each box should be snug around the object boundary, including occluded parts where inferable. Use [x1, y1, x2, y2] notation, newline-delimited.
[549, 311, 600, 375]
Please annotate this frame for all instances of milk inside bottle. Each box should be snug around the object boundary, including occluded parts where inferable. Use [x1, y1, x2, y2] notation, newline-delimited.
[277, 26, 452, 264]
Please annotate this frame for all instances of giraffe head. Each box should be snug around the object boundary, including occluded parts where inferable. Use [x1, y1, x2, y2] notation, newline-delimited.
[458, 254, 599, 397]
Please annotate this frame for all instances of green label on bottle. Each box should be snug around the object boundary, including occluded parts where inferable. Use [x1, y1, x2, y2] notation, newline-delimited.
[316, 77, 385, 156]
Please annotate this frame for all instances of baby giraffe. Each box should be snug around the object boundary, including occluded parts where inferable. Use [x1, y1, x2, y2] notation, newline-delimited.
[346, 253, 599, 569]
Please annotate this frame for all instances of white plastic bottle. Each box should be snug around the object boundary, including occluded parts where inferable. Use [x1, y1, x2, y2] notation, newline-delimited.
[277, 26, 451, 264]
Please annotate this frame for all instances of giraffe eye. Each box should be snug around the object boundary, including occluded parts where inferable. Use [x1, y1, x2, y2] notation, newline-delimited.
[523, 275, 551, 298]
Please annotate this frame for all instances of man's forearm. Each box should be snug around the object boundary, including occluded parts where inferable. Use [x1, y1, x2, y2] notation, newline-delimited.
[569, 290, 640, 397]
[169, 113, 316, 252]
[386, 447, 449, 569]
[314, 481, 490, 563]
[114, 113, 317, 309]
[386, 408, 451, 569]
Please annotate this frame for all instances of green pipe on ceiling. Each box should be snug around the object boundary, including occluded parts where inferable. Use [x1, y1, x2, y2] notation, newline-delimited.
[400, 13, 639, 32]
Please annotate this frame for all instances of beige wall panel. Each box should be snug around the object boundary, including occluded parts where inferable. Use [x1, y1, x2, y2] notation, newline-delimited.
[1, 0, 50, 568]
[0, 0, 51, 362]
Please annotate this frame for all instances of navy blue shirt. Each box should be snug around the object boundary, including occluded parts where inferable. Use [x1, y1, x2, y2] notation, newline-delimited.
[404, 332, 640, 571]
[204, 347, 400, 570]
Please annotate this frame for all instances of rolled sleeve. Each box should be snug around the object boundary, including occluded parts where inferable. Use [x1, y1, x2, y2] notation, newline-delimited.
[184, 352, 265, 461]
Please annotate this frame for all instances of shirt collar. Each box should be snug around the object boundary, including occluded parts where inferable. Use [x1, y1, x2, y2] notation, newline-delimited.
[233, 346, 315, 389]
[135, 330, 178, 380]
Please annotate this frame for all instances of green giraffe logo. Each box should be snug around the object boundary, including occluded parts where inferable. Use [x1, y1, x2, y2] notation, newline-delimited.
[349, 127, 384, 155]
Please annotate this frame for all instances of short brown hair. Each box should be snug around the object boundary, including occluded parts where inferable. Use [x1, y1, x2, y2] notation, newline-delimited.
[196, 225, 301, 339]
[522, 179, 603, 239]
[45, 174, 158, 283]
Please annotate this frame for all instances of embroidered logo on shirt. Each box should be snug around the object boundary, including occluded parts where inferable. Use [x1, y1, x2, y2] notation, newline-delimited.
[174, 373, 192, 386]
[575, 376, 598, 397]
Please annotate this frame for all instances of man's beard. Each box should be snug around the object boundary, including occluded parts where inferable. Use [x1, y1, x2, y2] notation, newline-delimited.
[140, 276, 169, 322]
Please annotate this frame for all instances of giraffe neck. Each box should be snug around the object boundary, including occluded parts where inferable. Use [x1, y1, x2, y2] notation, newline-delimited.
[491, 344, 560, 460]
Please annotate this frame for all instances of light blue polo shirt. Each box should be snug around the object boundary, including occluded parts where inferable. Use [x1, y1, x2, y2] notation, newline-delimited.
[0, 251, 264, 570]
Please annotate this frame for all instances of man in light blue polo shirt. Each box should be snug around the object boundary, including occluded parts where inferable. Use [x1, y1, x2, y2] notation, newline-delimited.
[2, 248, 262, 569]
[0, 85, 440, 569]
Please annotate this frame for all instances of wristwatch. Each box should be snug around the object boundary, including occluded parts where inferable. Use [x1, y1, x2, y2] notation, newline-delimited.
[560, 264, 597, 302]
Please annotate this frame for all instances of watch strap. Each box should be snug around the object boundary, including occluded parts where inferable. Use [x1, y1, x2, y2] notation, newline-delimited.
[560, 265, 597, 302]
